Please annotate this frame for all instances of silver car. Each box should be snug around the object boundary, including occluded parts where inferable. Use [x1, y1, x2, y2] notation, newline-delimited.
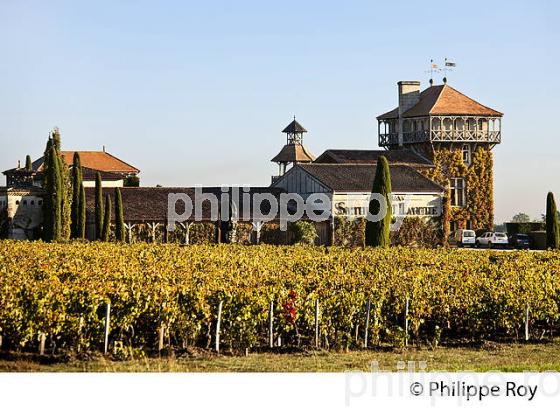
[476, 232, 509, 248]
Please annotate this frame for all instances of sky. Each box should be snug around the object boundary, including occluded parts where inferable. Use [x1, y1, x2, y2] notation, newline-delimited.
[0, 0, 558, 223]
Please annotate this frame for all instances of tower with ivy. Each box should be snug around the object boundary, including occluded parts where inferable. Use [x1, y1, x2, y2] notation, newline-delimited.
[376, 79, 502, 231]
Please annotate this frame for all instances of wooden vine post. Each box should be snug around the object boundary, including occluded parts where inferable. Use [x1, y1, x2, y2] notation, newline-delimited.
[77, 314, 84, 353]
[404, 297, 410, 348]
[39, 332, 46, 355]
[215, 300, 223, 353]
[364, 298, 371, 348]
[525, 303, 530, 341]
[314, 299, 320, 349]
[158, 325, 165, 351]
[104, 302, 111, 355]
[268, 300, 274, 348]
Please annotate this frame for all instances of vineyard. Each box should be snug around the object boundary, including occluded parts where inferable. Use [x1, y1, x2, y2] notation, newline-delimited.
[0, 242, 559, 357]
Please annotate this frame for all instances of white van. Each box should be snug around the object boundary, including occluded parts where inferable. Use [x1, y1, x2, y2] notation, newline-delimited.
[450, 229, 476, 247]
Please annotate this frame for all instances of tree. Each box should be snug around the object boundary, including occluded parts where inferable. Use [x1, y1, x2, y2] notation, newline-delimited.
[101, 194, 112, 241]
[124, 175, 140, 187]
[511, 213, 531, 223]
[365, 156, 392, 247]
[45, 128, 71, 240]
[289, 221, 317, 245]
[78, 183, 87, 239]
[25, 155, 32, 172]
[546, 192, 559, 249]
[70, 152, 83, 238]
[114, 187, 125, 242]
[42, 144, 62, 241]
[94, 172, 104, 240]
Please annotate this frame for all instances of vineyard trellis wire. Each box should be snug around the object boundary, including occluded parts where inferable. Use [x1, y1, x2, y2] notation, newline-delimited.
[0, 242, 559, 355]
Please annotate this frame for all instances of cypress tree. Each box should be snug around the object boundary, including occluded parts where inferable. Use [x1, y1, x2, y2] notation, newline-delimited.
[114, 187, 125, 242]
[43, 145, 62, 241]
[546, 192, 560, 250]
[25, 155, 32, 172]
[42, 138, 53, 188]
[78, 183, 87, 239]
[70, 152, 83, 238]
[365, 156, 392, 247]
[101, 194, 112, 242]
[50, 128, 71, 240]
[94, 172, 104, 240]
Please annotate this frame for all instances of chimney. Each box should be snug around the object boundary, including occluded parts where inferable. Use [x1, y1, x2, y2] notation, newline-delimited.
[398, 81, 421, 115]
[397, 81, 421, 146]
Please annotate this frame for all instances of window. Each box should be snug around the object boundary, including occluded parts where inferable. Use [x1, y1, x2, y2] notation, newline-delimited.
[38, 200, 43, 206]
[450, 177, 466, 207]
[31, 200, 35, 205]
[16, 200, 20, 205]
[23, 200, 27, 205]
[462, 144, 471, 165]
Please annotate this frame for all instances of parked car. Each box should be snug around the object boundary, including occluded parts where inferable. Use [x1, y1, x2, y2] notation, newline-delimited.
[476, 232, 509, 248]
[449, 229, 476, 247]
[509, 233, 532, 249]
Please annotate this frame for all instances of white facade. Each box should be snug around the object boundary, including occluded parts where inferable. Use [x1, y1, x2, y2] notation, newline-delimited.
[0, 188, 43, 240]
[273, 165, 443, 227]
[333, 192, 442, 220]
[82, 179, 124, 188]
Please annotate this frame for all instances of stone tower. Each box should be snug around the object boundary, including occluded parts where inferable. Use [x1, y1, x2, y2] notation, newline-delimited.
[377, 80, 503, 231]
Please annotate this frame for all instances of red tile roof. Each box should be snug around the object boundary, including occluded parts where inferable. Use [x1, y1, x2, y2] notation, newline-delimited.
[377, 84, 502, 119]
[33, 151, 139, 174]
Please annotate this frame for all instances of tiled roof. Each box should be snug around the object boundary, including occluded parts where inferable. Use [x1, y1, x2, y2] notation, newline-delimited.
[84, 187, 286, 223]
[297, 163, 444, 193]
[271, 144, 315, 163]
[282, 119, 307, 133]
[314, 149, 433, 167]
[81, 167, 125, 181]
[376, 84, 503, 119]
[33, 151, 139, 174]
[377, 107, 399, 120]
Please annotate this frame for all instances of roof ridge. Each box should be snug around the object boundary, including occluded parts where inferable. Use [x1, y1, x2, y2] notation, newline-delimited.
[427, 84, 447, 115]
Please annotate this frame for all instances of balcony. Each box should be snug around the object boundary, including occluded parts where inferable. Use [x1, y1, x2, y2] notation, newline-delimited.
[379, 129, 501, 146]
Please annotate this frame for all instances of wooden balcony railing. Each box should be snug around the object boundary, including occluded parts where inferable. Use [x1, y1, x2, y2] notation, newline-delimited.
[379, 129, 501, 146]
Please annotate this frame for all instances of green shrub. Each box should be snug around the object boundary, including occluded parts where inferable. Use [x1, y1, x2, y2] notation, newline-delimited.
[289, 221, 317, 245]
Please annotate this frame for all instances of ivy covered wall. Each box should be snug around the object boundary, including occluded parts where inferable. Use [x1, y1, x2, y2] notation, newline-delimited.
[422, 145, 494, 232]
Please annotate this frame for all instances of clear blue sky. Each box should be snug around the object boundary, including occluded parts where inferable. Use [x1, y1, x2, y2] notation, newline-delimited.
[1, 0, 558, 222]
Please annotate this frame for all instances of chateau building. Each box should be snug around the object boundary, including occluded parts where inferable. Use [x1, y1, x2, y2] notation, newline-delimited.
[1, 149, 139, 239]
[1, 79, 502, 243]
[376, 80, 502, 231]
[272, 80, 502, 240]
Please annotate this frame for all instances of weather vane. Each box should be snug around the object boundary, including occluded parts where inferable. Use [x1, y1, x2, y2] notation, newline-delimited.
[426, 58, 457, 84]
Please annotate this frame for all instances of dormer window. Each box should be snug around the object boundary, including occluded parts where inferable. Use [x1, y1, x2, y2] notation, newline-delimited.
[462, 144, 472, 165]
